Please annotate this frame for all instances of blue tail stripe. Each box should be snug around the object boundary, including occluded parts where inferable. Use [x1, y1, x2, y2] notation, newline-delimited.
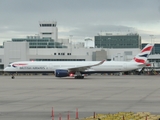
[139, 54, 148, 58]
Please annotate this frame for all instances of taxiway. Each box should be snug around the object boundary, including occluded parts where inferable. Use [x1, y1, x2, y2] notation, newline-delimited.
[0, 75, 160, 120]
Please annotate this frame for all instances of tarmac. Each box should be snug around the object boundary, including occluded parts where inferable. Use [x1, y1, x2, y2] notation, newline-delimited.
[0, 75, 160, 120]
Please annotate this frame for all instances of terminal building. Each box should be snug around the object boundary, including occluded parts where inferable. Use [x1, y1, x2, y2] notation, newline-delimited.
[12, 37, 67, 48]
[95, 33, 141, 48]
[0, 21, 159, 73]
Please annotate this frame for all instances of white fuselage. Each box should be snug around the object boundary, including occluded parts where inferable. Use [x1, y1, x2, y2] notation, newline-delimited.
[4, 61, 142, 73]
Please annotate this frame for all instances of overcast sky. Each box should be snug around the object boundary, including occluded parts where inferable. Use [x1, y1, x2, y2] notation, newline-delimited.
[0, 0, 160, 45]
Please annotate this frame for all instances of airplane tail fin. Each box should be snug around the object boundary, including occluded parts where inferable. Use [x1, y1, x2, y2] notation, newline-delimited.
[131, 43, 154, 64]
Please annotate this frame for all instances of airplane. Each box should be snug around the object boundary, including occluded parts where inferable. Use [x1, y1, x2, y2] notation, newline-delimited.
[3, 43, 154, 79]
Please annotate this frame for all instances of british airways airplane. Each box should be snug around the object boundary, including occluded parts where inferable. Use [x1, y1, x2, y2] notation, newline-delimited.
[4, 43, 154, 79]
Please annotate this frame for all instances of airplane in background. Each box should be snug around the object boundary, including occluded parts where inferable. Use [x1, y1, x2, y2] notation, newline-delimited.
[4, 43, 154, 79]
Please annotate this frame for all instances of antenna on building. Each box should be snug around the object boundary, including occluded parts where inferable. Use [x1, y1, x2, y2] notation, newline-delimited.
[69, 35, 73, 43]
[150, 35, 154, 44]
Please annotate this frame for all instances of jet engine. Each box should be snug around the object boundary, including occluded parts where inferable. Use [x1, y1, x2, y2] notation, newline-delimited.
[55, 69, 69, 77]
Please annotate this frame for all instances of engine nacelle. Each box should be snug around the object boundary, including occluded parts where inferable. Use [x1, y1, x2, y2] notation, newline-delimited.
[55, 69, 69, 77]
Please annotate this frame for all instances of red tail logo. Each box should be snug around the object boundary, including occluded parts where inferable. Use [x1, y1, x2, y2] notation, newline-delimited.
[134, 57, 145, 63]
[141, 46, 153, 53]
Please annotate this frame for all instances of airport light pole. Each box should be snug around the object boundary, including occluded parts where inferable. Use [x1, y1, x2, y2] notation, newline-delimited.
[150, 35, 154, 54]
[69, 35, 73, 55]
[150, 35, 154, 44]
[153, 36, 156, 54]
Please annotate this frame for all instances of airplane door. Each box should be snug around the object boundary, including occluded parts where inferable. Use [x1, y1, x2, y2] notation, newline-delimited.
[48, 64, 53, 70]
[123, 63, 127, 70]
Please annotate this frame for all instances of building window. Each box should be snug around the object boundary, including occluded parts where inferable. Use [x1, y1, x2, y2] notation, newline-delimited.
[87, 52, 89, 55]
[41, 24, 52, 27]
[54, 53, 56, 55]
[67, 53, 71, 55]
[58, 53, 60, 55]
[0, 64, 4, 69]
[42, 33, 52, 35]
[124, 51, 132, 55]
[29, 59, 85, 61]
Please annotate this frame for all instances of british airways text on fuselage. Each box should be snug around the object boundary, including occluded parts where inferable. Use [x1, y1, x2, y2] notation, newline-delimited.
[19, 67, 45, 69]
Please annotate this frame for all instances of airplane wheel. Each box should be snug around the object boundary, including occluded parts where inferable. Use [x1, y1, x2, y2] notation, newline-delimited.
[74, 76, 84, 79]
[11, 76, 15, 79]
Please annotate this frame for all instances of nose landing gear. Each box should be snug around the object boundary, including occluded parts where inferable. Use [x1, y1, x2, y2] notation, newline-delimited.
[11, 74, 15, 79]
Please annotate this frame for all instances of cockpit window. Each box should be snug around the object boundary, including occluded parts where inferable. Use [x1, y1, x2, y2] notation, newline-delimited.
[8, 65, 11, 67]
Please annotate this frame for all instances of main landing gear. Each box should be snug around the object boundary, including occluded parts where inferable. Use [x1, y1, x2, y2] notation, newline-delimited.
[74, 72, 84, 79]
[74, 76, 84, 79]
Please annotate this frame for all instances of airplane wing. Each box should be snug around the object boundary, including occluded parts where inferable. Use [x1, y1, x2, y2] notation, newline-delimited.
[67, 60, 105, 72]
